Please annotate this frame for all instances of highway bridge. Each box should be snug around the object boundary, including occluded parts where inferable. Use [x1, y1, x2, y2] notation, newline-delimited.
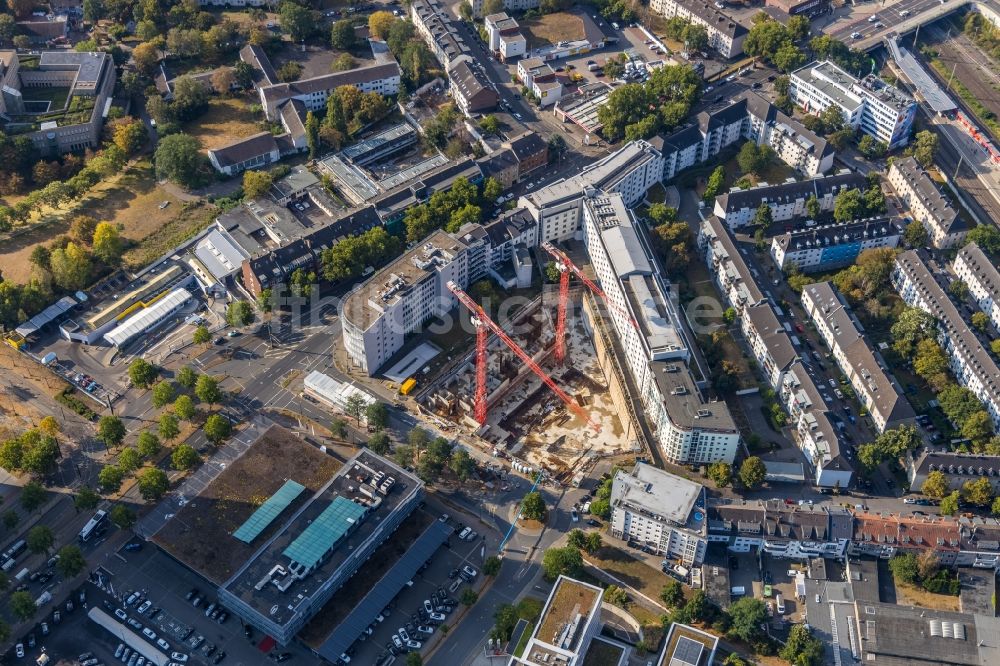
[825, 0, 991, 52]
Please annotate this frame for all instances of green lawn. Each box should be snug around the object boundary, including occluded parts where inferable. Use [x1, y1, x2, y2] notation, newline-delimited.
[23, 86, 70, 109]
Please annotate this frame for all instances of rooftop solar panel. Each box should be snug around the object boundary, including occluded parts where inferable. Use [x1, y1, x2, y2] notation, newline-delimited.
[232, 479, 306, 544]
[283, 496, 367, 570]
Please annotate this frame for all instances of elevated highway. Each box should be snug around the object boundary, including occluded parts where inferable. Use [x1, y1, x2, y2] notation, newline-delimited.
[824, 0, 988, 52]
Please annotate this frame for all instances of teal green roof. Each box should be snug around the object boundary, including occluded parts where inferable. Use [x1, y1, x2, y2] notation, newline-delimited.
[283, 497, 366, 570]
[232, 480, 306, 544]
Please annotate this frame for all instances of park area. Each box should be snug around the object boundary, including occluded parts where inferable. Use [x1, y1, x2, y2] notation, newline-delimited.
[152, 425, 342, 583]
[520, 12, 587, 49]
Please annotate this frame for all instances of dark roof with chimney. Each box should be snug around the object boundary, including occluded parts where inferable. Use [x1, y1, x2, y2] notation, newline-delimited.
[716, 171, 866, 214]
[507, 132, 547, 162]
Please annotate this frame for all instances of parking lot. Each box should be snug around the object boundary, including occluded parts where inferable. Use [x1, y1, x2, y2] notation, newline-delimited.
[347, 514, 488, 666]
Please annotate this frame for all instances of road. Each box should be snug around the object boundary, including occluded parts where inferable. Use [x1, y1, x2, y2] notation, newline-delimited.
[823, 0, 967, 51]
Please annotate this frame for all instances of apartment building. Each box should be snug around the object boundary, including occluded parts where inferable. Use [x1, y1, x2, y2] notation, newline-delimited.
[207, 132, 283, 176]
[484, 12, 526, 60]
[609, 463, 708, 566]
[470, 0, 538, 19]
[508, 576, 603, 666]
[742, 302, 798, 389]
[411, 0, 468, 66]
[790, 60, 916, 149]
[801, 281, 914, 432]
[648, 0, 747, 58]
[707, 499, 851, 560]
[583, 192, 740, 464]
[451, 207, 537, 288]
[519, 139, 664, 243]
[699, 215, 765, 314]
[771, 218, 902, 274]
[893, 250, 1000, 429]
[713, 171, 865, 228]
[448, 57, 498, 116]
[953, 242, 1000, 331]
[887, 156, 966, 248]
[258, 62, 400, 121]
[907, 450, 1000, 496]
[341, 230, 470, 374]
[659, 91, 835, 181]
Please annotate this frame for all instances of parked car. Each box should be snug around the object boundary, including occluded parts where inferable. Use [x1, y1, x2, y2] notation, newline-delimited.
[212, 652, 226, 665]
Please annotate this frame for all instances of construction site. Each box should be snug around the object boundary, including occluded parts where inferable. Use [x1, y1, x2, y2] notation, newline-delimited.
[416, 247, 642, 482]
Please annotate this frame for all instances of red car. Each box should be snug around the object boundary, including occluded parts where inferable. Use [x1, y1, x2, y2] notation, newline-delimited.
[795, 323, 804, 333]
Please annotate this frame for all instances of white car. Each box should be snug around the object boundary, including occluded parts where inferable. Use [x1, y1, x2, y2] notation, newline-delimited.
[851, 32, 862, 39]
[406, 640, 422, 650]
[137, 601, 152, 614]
[392, 636, 403, 650]
[114, 609, 128, 621]
[428, 612, 446, 622]
[398, 628, 410, 643]
[423, 600, 433, 614]
[15, 644, 24, 659]
[170, 653, 188, 663]
[903, 498, 918, 504]
[142, 628, 157, 641]
[126, 592, 141, 606]
[416, 625, 434, 635]
[157, 639, 170, 651]
[571, 510, 579, 522]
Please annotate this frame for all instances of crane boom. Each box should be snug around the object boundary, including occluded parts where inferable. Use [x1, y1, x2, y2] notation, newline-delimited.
[447, 281, 601, 433]
[541, 242, 638, 329]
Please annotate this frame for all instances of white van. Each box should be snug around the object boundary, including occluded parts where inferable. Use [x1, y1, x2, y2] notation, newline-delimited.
[776, 593, 785, 614]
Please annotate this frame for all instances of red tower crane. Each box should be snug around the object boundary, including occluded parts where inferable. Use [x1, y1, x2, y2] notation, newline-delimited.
[542, 242, 638, 363]
[447, 281, 601, 433]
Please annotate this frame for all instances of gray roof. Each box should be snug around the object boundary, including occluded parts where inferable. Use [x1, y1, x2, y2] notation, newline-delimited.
[716, 171, 866, 215]
[668, 0, 747, 39]
[39, 50, 109, 85]
[507, 131, 547, 162]
[772, 217, 902, 253]
[449, 59, 497, 111]
[208, 132, 279, 168]
[745, 302, 797, 371]
[239, 44, 277, 86]
[611, 463, 703, 529]
[890, 156, 957, 231]
[702, 216, 765, 306]
[260, 63, 400, 106]
[855, 601, 995, 666]
[886, 36, 955, 114]
[314, 520, 452, 661]
[895, 250, 1000, 410]
[802, 281, 914, 427]
[955, 242, 1000, 304]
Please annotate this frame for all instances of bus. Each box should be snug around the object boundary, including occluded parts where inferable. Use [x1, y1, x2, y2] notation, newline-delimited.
[79, 510, 108, 543]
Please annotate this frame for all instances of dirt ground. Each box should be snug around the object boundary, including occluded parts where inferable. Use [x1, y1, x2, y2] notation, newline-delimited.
[0, 160, 186, 283]
[520, 12, 586, 49]
[184, 96, 266, 151]
[895, 581, 962, 611]
[152, 425, 342, 583]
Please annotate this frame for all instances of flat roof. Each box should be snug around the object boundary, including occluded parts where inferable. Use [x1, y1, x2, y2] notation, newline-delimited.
[611, 463, 703, 529]
[658, 623, 718, 666]
[792, 60, 864, 112]
[378, 153, 449, 190]
[103, 287, 191, 347]
[340, 123, 416, 164]
[525, 576, 603, 664]
[220, 450, 422, 631]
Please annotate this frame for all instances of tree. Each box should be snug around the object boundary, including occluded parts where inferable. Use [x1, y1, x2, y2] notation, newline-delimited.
[858, 134, 887, 159]
[128, 359, 158, 389]
[449, 449, 475, 481]
[542, 546, 583, 580]
[661, 580, 684, 608]
[75, 486, 101, 512]
[904, 220, 929, 247]
[522, 491, 546, 521]
[889, 552, 919, 583]
[173, 395, 196, 422]
[968, 225, 1000, 256]
[243, 170, 273, 199]
[972, 311, 990, 332]
[98, 465, 124, 493]
[49, 242, 91, 291]
[913, 339, 949, 389]
[137, 468, 169, 500]
[211, 67, 235, 96]
[193, 325, 211, 345]
[604, 585, 628, 607]
[109, 503, 135, 530]
[891, 307, 938, 358]
[158, 412, 180, 443]
[589, 498, 610, 519]
[739, 456, 766, 489]
[940, 490, 960, 516]
[963, 409, 995, 443]
[394, 445, 414, 468]
[91, 221, 123, 265]
[773, 42, 806, 73]
[479, 115, 500, 136]
[483, 555, 502, 576]
[703, 165, 725, 201]
[151, 381, 175, 409]
[226, 300, 254, 327]
[137, 431, 160, 459]
[707, 462, 732, 487]
[992, 496, 1000, 516]
[195, 374, 222, 406]
[584, 532, 602, 553]
[280, 1, 314, 42]
[780, 624, 825, 666]
[912, 130, 938, 168]
[753, 202, 773, 228]
[98, 415, 126, 449]
[369, 11, 395, 39]
[330, 418, 348, 440]
[405, 654, 423, 666]
[154, 134, 204, 189]
[805, 194, 821, 220]
[460, 588, 479, 605]
[737, 141, 770, 175]
[331, 53, 356, 72]
[727, 597, 767, 642]
[171, 444, 200, 470]
[834, 188, 864, 223]
[366, 402, 389, 431]
[963, 476, 994, 507]
[133, 41, 161, 76]
[923, 470, 951, 499]
[366, 432, 390, 455]
[19, 432, 60, 477]
[203, 414, 232, 445]
[117, 447, 142, 473]
[331, 19, 356, 50]
[27, 525, 54, 554]
[2, 511, 18, 529]
[55, 544, 86, 577]
[9, 591, 37, 622]
[345, 393, 368, 425]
